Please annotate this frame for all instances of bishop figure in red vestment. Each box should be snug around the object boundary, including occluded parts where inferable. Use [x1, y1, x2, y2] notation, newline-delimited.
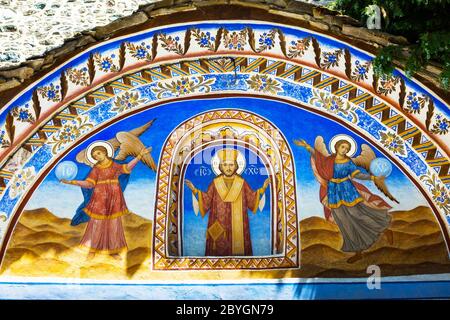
[185, 148, 270, 256]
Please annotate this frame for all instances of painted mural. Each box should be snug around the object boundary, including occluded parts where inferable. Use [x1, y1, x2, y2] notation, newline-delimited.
[0, 97, 448, 280]
[0, 17, 449, 298]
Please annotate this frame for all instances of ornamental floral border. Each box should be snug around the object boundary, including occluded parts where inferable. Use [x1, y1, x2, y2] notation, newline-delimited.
[1, 23, 449, 160]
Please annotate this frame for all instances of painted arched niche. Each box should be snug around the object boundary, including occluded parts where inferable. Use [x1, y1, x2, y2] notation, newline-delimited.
[0, 16, 448, 284]
[153, 109, 298, 270]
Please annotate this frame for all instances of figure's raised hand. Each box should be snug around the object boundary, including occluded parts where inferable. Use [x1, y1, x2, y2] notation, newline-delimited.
[373, 175, 385, 184]
[293, 139, 309, 149]
[185, 179, 196, 193]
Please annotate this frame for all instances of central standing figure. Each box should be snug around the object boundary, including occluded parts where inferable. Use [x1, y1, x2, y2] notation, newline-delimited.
[185, 148, 270, 256]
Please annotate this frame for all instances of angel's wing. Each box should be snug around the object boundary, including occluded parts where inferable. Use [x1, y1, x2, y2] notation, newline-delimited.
[75, 149, 92, 167]
[314, 136, 329, 157]
[115, 131, 157, 171]
[74, 119, 156, 166]
[373, 176, 399, 203]
[352, 144, 376, 172]
[129, 118, 156, 137]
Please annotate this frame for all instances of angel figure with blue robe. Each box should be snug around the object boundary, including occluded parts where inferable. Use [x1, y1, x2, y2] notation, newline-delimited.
[294, 134, 397, 263]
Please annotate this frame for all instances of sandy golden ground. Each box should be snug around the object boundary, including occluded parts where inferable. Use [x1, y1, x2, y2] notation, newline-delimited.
[1, 206, 450, 280]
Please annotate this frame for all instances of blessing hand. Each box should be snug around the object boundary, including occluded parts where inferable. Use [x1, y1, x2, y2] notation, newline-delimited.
[185, 179, 196, 193]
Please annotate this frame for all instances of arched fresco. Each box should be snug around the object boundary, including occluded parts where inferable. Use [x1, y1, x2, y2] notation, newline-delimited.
[0, 8, 449, 298]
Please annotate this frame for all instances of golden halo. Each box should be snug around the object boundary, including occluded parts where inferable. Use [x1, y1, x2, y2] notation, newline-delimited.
[86, 141, 114, 165]
[211, 148, 246, 176]
[329, 134, 357, 157]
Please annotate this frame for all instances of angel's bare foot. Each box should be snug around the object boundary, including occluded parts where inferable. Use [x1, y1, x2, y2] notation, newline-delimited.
[87, 252, 96, 260]
[385, 229, 394, 245]
[110, 253, 121, 260]
[347, 252, 363, 264]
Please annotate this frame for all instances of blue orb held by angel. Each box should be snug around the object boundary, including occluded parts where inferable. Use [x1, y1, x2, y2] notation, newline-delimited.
[55, 161, 78, 181]
[370, 157, 393, 177]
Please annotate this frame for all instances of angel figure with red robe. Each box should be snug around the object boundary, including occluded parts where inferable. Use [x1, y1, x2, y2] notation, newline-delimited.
[61, 120, 157, 260]
[294, 134, 397, 263]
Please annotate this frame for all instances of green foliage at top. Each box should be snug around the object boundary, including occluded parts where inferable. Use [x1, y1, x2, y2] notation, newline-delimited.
[328, 0, 450, 89]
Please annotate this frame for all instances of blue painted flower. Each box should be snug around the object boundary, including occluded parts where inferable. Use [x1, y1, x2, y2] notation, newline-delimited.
[389, 141, 399, 149]
[199, 36, 209, 46]
[410, 100, 421, 111]
[436, 191, 446, 203]
[101, 60, 111, 70]
[357, 66, 367, 75]
[407, 92, 417, 103]
[330, 100, 339, 111]
[18, 110, 30, 121]
[439, 121, 449, 131]
[327, 54, 337, 63]
[47, 90, 56, 99]
[136, 48, 147, 59]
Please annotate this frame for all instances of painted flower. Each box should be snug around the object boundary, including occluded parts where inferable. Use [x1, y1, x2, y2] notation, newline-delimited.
[287, 37, 311, 59]
[159, 34, 184, 55]
[152, 76, 215, 99]
[310, 89, 358, 123]
[126, 42, 152, 61]
[256, 30, 276, 53]
[101, 60, 111, 70]
[192, 29, 216, 51]
[37, 83, 61, 102]
[199, 36, 209, 46]
[379, 131, 406, 156]
[49, 116, 94, 154]
[223, 30, 247, 51]
[430, 114, 450, 135]
[378, 74, 400, 95]
[405, 92, 426, 114]
[112, 91, 146, 113]
[351, 60, 372, 82]
[12, 106, 35, 123]
[93, 53, 119, 72]
[66, 67, 89, 86]
[321, 49, 343, 69]
[421, 172, 450, 214]
[9, 166, 36, 199]
[247, 74, 282, 94]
